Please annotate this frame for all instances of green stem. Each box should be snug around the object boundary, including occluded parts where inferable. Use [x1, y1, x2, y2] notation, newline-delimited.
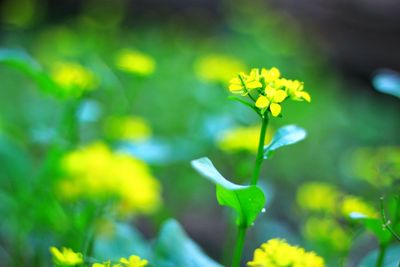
[376, 244, 387, 267]
[232, 226, 247, 267]
[251, 115, 269, 185]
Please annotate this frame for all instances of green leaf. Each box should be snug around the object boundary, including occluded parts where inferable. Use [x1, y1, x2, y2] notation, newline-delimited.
[0, 49, 58, 93]
[153, 219, 222, 267]
[358, 244, 400, 267]
[191, 157, 266, 228]
[264, 125, 306, 159]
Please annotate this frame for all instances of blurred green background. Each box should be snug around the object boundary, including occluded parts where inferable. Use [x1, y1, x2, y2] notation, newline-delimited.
[0, 0, 400, 266]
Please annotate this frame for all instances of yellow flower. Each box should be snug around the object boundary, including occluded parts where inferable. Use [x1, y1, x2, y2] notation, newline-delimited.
[51, 62, 98, 98]
[50, 247, 83, 266]
[92, 261, 111, 267]
[255, 88, 287, 117]
[247, 239, 325, 267]
[104, 116, 152, 142]
[341, 195, 377, 219]
[194, 54, 246, 84]
[58, 142, 161, 216]
[275, 78, 311, 102]
[261, 67, 280, 83]
[217, 124, 273, 153]
[119, 255, 148, 267]
[228, 67, 310, 117]
[229, 68, 263, 95]
[115, 49, 155, 76]
[296, 182, 341, 213]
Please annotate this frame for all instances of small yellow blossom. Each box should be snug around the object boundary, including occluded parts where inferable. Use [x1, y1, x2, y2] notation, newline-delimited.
[296, 182, 341, 213]
[228, 67, 310, 117]
[275, 78, 311, 102]
[247, 239, 325, 267]
[58, 142, 161, 216]
[51, 62, 98, 98]
[194, 54, 246, 84]
[50, 247, 83, 266]
[119, 255, 148, 267]
[115, 49, 155, 76]
[341, 195, 377, 218]
[229, 68, 263, 95]
[255, 88, 287, 117]
[217, 125, 273, 153]
[104, 116, 152, 142]
[92, 261, 111, 267]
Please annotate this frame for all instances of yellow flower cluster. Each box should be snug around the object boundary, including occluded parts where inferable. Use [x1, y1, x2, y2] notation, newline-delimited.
[296, 182, 377, 218]
[50, 247, 83, 266]
[115, 49, 156, 76]
[58, 142, 161, 216]
[49, 247, 148, 267]
[93, 255, 148, 267]
[104, 116, 152, 142]
[247, 239, 324, 267]
[296, 182, 340, 213]
[194, 54, 246, 84]
[229, 68, 310, 117]
[51, 61, 98, 98]
[217, 124, 273, 154]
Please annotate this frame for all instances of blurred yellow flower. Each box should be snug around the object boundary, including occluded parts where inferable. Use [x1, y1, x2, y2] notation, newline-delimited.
[296, 182, 341, 213]
[119, 255, 148, 267]
[228, 67, 310, 117]
[104, 116, 152, 142]
[58, 142, 161, 216]
[195, 54, 246, 84]
[247, 239, 325, 267]
[217, 124, 273, 153]
[341, 195, 377, 219]
[115, 49, 155, 76]
[92, 261, 111, 267]
[51, 62, 98, 97]
[303, 217, 350, 252]
[50, 246, 83, 266]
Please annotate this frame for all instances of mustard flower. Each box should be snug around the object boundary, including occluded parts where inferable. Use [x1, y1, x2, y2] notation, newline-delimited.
[50, 246, 83, 266]
[229, 69, 262, 95]
[115, 49, 155, 76]
[119, 255, 148, 267]
[51, 62, 98, 98]
[228, 67, 310, 117]
[296, 182, 341, 213]
[341, 195, 377, 219]
[58, 142, 161, 216]
[247, 239, 325, 267]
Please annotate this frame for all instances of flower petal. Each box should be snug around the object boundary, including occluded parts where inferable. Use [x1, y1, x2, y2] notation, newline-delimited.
[273, 90, 287, 103]
[255, 95, 270, 109]
[246, 80, 262, 89]
[299, 91, 311, 102]
[270, 103, 282, 117]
